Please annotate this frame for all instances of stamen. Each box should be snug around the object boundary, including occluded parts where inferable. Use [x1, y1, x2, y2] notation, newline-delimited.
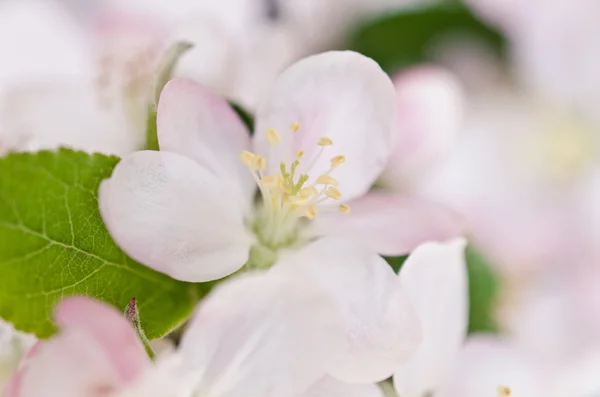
[260, 175, 279, 188]
[304, 205, 317, 219]
[255, 155, 266, 172]
[316, 175, 339, 186]
[318, 137, 333, 146]
[298, 187, 318, 197]
[240, 151, 265, 172]
[240, 151, 257, 168]
[266, 128, 281, 144]
[289, 195, 311, 206]
[296, 150, 305, 159]
[290, 121, 300, 132]
[497, 386, 511, 397]
[331, 155, 346, 168]
[325, 186, 342, 200]
[339, 204, 350, 213]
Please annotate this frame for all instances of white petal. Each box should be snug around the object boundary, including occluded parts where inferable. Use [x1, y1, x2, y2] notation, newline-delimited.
[179, 271, 343, 397]
[296, 377, 383, 397]
[278, 237, 421, 383]
[381, 65, 464, 188]
[311, 193, 465, 256]
[99, 150, 252, 282]
[0, 82, 142, 156]
[157, 78, 255, 202]
[0, 0, 92, 90]
[394, 238, 468, 397]
[254, 51, 397, 202]
[436, 336, 545, 397]
[0, 320, 36, 394]
[553, 350, 600, 397]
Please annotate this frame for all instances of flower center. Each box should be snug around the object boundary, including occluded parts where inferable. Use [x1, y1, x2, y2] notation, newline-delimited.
[541, 117, 596, 182]
[240, 122, 350, 253]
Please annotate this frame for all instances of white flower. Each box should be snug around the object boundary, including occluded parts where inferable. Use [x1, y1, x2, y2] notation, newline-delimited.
[392, 238, 468, 397]
[91, 0, 425, 111]
[8, 273, 382, 397]
[98, 51, 465, 381]
[0, 0, 165, 155]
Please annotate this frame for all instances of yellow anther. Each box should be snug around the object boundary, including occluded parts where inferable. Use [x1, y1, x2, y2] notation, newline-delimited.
[317, 137, 333, 146]
[497, 387, 511, 397]
[296, 150, 305, 159]
[325, 186, 342, 200]
[254, 155, 266, 171]
[260, 175, 280, 188]
[290, 121, 300, 132]
[240, 151, 257, 168]
[289, 195, 311, 206]
[331, 155, 346, 168]
[298, 187, 318, 197]
[339, 204, 351, 213]
[266, 128, 281, 144]
[316, 175, 339, 186]
[305, 205, 317, 219]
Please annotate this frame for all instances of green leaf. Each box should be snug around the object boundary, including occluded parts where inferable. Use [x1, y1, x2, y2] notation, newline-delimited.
[465, 245, 500, 333]
[348, 3, 506, 73]
[0, 149, 206, 339]
[384, 254, 409, 274]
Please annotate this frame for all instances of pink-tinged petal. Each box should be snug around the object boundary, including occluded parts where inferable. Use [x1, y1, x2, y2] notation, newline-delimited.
[381, 66, 464, 189]
[157, 78, 255, 203]
[296, 376, 383, 397]
[254, 51, 397, 202]
[99, 150, 252, 282]
[436, 336, 545, 397]
[394, 239, 468, 397]
[278, 237, 421, 383]
[54, 297, 149, 383]
[13, 297, 149, 397]
[311, 192, 465, 257]
[179, 272, 343, 397]
[4, 340, 41, 397]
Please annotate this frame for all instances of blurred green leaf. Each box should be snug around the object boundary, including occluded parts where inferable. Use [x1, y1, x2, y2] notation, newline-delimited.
[348, 2, 506, 73]
[465, 245, 499, 333]
[230, 102, 255, 134]
[384, 255, 409, 274]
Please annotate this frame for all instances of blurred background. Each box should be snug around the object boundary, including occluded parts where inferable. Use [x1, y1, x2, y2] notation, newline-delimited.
[0, 0, 598, 389]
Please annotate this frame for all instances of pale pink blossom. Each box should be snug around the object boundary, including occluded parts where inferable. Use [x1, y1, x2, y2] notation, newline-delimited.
[376, 65, 466, 256]
[99, 51, 458, 382]
[0, 0, 165, 155]
[8, 272, 385, 397]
